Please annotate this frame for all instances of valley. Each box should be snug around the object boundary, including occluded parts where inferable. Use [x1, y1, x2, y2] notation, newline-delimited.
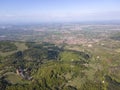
[0, 24, 120, 90]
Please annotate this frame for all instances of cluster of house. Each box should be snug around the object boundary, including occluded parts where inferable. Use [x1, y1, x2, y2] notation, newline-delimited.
[16, 67, 32, 80]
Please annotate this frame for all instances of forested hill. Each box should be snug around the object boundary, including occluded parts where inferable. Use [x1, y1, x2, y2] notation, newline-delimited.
[0, 41, 120, 90]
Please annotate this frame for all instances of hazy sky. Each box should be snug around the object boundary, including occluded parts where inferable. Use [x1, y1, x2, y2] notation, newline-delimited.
[0, 0, 120, 23]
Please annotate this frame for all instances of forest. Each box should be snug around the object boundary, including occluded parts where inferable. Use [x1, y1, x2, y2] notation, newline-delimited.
[0, 40, 120, 90]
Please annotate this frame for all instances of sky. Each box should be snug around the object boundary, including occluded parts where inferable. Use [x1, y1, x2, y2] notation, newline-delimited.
[0, 0, 120, 23]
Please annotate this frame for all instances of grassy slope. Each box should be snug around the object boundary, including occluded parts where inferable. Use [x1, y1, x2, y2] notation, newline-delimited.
[0, 42, 27, 57]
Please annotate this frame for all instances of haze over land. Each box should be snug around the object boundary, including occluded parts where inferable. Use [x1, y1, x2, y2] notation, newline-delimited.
[1, 0, 120, 90]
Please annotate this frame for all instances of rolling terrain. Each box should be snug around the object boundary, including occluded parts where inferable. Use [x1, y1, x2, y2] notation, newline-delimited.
[0, 24, 120, 90]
